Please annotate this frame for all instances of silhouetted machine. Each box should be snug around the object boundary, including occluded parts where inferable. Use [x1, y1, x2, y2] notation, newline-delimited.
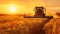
[34, 7, 45, 17]
[24, 7, 53, 18]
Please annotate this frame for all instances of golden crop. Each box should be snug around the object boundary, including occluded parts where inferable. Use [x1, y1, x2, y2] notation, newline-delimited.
[0, 15, 59, 34]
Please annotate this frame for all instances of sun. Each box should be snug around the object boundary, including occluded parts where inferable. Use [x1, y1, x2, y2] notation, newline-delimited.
[9, 5, 16, 12]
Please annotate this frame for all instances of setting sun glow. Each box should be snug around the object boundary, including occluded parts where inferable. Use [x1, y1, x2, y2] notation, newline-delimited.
[9, 5, 16, 13]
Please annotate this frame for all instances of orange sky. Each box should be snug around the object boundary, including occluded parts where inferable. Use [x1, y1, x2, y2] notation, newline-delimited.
[0, 0, 60, 16]
[0, 0, 45, 15]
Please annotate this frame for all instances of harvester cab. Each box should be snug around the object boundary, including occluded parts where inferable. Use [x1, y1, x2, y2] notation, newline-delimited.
[34, 7, 46, 17]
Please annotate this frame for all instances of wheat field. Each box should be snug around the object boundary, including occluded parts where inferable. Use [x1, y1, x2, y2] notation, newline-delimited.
[0, 15, 60, 34]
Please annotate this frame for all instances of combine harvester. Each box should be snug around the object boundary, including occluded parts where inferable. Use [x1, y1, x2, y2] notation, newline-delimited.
[24, 7, 53, 18]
